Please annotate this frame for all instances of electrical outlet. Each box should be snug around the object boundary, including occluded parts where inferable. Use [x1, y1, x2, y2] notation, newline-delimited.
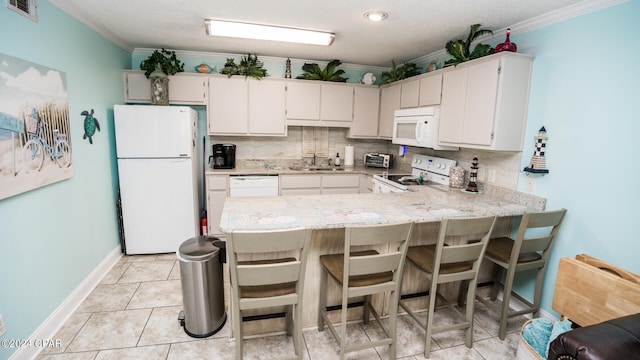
[525, 177, 535, 192]
[0, 314, 6, 337]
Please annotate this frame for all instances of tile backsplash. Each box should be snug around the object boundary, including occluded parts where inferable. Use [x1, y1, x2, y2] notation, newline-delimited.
[211, 126, 523, 189]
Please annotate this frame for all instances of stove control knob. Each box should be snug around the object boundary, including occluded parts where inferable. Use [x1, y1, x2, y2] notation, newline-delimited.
[414, 159, 421, 164]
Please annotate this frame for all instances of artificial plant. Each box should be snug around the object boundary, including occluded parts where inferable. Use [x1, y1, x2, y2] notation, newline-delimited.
[444, 24, 495, 67]
[139, 48, 185, 78]
[220, 54, 268, 79]
[380, 60, 421, 84]
[296, 59, 348, 82]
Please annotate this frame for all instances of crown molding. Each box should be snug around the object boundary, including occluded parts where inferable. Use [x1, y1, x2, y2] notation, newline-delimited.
[411, 0, 627, 66]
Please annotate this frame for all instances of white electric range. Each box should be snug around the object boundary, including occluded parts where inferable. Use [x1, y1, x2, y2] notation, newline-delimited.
[372, 154, 456, 193]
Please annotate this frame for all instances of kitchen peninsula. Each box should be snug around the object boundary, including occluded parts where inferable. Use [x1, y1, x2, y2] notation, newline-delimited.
[219, 186, 546, 335]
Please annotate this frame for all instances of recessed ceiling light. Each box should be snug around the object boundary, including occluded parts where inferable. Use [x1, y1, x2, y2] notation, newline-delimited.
[363, 11, 388, 22]
[204, 19, 335, 46]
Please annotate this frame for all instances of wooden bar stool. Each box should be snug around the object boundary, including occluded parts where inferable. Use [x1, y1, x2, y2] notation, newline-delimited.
[227, 228, 312, 360]
[477, 208, 567, 339]
[399, 215, 497, 358]
[317, 222, 414, 360]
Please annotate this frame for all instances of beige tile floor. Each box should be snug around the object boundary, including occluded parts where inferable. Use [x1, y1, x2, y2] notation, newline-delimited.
[37, 254, 527, 360]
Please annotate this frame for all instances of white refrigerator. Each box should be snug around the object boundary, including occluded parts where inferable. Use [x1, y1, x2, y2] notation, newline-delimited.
[114, 105, 199, 254]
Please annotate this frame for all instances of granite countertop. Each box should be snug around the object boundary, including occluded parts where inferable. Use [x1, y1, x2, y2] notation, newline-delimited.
[219, 186, 546, 232]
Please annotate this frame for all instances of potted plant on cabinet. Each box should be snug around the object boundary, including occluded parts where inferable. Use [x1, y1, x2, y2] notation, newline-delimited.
[220, 54, 268, 79]
[444, 24, 494, 67]
[296, 59, 348, 82]
[380, 60, 421, 84]
[139, 48, 185, 105]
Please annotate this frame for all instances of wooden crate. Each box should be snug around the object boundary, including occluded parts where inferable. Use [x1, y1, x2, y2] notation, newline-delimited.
[552, 254, 640, 326]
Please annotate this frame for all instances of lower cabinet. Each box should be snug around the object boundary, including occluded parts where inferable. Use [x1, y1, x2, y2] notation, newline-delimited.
[278, 174, 362, 195]
[321, 174, 360, 194]
[206, 175, 228, 236]
[208, 173, 365, 234]
[279, 175, 322, 196]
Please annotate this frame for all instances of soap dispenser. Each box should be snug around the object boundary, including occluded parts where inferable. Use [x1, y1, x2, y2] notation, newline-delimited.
[334, 153, 341, 167]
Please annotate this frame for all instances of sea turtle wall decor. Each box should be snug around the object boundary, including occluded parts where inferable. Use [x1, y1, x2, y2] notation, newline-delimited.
[81, 109, 100, 144]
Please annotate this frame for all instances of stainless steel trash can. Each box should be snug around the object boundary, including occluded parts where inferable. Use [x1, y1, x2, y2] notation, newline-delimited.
[177, 236, 226, 338]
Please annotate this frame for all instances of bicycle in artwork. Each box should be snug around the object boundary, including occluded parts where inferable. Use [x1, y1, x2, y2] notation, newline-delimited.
[22, 110, 71, 173]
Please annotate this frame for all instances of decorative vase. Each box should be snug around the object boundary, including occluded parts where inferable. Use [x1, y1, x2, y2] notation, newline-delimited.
[495, 28, 517, 53]
[149, 64, 169, 105]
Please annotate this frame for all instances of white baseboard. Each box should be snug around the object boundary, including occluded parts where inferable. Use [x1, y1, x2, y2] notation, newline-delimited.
[10, 245, 123, 360]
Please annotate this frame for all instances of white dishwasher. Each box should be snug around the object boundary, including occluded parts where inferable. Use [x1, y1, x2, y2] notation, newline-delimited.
[229, 175, 279, 197]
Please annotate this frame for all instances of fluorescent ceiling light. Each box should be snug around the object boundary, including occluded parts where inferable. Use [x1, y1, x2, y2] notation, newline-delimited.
[205, 19, 335, 46]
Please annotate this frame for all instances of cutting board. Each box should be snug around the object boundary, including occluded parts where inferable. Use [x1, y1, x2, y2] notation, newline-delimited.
[552, 254, 640, 326]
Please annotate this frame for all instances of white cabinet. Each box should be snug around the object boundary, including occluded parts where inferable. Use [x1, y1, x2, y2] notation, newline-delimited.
[400, 80, 420, 108]
[400, 73, 442, 108]
[279, 175, 322, 196]
[438, 52, 534, 151]
[123, 71, 207, 104]
[286, 80, 354, 127]
[348, 86, 380, 138]
[280, 174, 361, 195]
[206, 175, 228, 236]
[418, 74, 443, 106]
[378, 83, 401, 139]
[208, 76, 248, 135]
[321, 174, 360, 194]
[248, 79, 287, 135]
[208, 76, 286, 136]
[286, 81, 320, 120]
[321, 83, 353, 122]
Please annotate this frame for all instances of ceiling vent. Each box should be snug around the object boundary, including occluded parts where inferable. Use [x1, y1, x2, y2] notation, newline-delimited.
[7, 0, 37, 22]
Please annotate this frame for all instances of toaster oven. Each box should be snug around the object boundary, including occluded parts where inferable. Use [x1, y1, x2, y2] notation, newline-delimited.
[364, 153, 393, 169]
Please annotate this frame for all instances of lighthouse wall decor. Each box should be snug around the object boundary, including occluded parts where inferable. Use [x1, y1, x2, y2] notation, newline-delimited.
[523, 127, 550, 175]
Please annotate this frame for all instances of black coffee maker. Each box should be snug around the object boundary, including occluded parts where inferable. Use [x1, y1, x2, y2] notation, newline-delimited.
[210, 144, 236, 169]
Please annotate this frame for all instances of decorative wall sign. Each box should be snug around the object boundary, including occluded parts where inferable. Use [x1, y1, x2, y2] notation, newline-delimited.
[81, 109, 100, 144]
[0, 53, 74, 200]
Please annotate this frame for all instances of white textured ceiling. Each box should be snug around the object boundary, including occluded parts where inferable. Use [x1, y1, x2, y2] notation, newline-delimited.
[51, 0, 594, 67]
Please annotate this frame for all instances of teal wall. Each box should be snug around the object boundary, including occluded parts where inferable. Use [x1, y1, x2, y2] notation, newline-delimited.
[0, 1, 130, 358]
[508, 1, 640, 314]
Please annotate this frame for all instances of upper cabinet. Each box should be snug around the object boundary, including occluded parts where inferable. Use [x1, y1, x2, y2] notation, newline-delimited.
[123, 71, 207, 105]
[348, 85, 380, 138]
[285, 81, 320, 120]
[378, 83, 401, 139]
[438, 52, 534, 151]
[418, 74, 443, 106]
[208, 76, 286, 136]
[400, 73, 443, 108]
[248, 79, 287, 135]
[208, 76, 248, 135]
[286, 80, 354, 127]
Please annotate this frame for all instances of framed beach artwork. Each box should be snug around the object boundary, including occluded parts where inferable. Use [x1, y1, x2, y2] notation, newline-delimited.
[0, 53, 73, 200]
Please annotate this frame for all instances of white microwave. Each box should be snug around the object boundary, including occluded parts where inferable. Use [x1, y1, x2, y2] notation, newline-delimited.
[392, 107, 458, 151]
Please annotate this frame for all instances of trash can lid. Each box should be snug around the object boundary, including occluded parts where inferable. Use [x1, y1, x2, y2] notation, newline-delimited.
[178, 236, 220, 261]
